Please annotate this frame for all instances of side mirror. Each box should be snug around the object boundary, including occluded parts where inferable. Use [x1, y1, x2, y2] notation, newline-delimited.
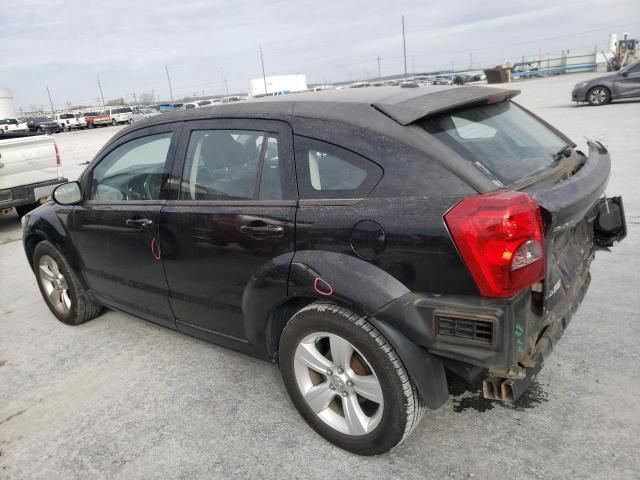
[53, 181, 82, 205]
[621, 71, 629, 77]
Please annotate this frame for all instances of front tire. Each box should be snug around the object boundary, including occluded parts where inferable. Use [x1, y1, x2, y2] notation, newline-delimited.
[587, 86, 610, 106]
[33, 241, 102, 325]
[279, 302, 425, 455]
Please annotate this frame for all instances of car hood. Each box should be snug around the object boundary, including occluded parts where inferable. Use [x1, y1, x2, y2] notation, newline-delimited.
[576, 73, 616, 87]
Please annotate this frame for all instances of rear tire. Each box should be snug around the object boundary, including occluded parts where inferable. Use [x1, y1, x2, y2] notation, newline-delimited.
[33, 241, 102, 325]
[279, 302, 425, 455]
[587, 86, 610, 106]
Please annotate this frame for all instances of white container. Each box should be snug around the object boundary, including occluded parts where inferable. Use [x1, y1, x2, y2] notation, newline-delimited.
[0, 89, 17, 119]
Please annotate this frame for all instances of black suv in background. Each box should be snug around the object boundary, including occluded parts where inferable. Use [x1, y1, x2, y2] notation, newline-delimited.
[21, 86, 626, 455]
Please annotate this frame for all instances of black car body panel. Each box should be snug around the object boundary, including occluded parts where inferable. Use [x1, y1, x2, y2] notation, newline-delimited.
[22, 85, 626, 406]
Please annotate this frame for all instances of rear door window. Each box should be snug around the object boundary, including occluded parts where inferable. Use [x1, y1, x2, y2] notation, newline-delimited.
[179, 130, 281, 201]
[294, 136, 382, 199]
[422, 101, 567, 185]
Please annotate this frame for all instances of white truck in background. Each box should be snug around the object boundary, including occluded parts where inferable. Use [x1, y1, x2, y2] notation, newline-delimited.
[0, 133, 67, 217]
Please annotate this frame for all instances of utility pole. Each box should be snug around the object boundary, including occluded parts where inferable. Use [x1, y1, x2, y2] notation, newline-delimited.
[224, 79, 229, 95]
[96, 76, 106, 108]
[469, 52, 473, 70]
[151, 89, 156, 102]
[165, 64, 174, 101]
[132, 92, 137, 104]
[377, 55, 381, 80]
[259, 46, 268, 95]
[402, 15, 407, 77]
[46, 86, 55, 115]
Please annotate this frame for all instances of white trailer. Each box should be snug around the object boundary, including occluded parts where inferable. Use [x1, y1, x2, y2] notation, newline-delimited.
[249, 74, 307, 97]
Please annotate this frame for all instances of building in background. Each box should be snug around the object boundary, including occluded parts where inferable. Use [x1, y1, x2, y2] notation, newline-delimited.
[0, 89, 17, 119]
[249, 74, 307, 97]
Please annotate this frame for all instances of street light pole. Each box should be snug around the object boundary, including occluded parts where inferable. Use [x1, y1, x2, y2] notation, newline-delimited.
[165, 64, 174, 101]
[97, 76, 106, 108]
[260, 46, 268, 95]
[402, 15, 407, 78]
[46, 86, 55, 115]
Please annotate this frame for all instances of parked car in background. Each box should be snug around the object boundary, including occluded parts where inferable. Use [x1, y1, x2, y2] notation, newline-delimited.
[83, 111, 111, 128]
[107, 106, 133, 125]
[1, 118, 29, 134]
[184, 102, 198, 109]
[20, 86, 626, 455]
[25, 117, 61, 134]
[572, 60, 640, 105]
[222, 96, 244, 103]
[54, 113, 84, 131]
[434, 75, 454, 85]
[130, 107, 161, 123]
[74, 113, 88, 129]
[0, 132, 67, 216]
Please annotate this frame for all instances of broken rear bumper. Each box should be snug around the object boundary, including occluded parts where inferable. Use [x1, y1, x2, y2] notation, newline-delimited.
[373, 263, 592, 402]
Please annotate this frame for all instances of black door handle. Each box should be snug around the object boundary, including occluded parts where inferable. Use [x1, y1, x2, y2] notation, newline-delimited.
[240, 224, 284, 238]
[125, 218, 153, 227]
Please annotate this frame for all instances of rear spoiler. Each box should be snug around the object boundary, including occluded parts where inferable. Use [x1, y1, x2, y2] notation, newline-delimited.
[372, 86, 520, 125]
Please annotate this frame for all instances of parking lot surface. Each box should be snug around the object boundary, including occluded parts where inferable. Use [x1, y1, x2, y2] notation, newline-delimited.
[1, 74, 639, 479]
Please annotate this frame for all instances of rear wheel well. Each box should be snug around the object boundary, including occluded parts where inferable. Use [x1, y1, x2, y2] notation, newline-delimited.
[266, 297, 368, 362]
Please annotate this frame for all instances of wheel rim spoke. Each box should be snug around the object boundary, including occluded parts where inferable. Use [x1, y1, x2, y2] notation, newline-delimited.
[342, 393, 369, 435]
[303, 382, 336, 413]
[352, 374, 383, 404]
[295, 342, 334, 374]
[39, 264, 56, 282]
[329, 334, 353, 371]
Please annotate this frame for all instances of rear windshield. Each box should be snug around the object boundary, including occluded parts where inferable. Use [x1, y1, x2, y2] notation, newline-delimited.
[422, 101, 567, 184]
[60, 113, 75, 119]
[85, 112, 99, 116]
[112, 107, 132, 114]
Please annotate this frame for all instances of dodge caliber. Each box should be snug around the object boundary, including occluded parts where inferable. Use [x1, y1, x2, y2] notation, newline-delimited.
[22, 86, 627, 455]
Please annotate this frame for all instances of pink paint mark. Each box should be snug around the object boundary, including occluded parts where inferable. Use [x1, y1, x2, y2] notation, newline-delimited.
[313, 277, 333, 296]
[151, 237, 161, 261]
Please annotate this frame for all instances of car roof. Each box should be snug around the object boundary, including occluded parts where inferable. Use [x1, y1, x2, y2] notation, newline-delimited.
[131, 85, 520, 131]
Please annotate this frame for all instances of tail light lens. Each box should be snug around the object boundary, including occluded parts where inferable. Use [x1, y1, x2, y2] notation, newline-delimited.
[66, 119, 70, 124]
[445, 191, 545, 298]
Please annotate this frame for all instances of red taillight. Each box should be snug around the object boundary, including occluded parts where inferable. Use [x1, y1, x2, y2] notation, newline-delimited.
[445, 191, 545, 298]
[66, 119, 70, 124]
[3, 125, 7, 131]
[54, 143, 61, 166]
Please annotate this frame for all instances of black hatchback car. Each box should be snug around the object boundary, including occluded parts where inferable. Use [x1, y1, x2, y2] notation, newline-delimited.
[22, 86, 626, 455]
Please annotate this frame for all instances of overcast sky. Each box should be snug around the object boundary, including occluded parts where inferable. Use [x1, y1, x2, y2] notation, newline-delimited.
[1, 0, 638, 110]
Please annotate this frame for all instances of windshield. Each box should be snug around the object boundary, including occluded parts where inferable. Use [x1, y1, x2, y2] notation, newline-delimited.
[0, 119, 18, 125]
[422, 101, 567, 185]
[60, 113, 75, 119]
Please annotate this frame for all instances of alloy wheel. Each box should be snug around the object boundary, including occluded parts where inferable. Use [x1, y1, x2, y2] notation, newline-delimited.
[38, 255, 71, 315]
[293, 332, 384, 436]
[589, 88, 607, 105]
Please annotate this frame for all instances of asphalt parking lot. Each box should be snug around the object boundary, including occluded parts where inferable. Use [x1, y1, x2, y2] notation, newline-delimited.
[1, 73, 639, 479]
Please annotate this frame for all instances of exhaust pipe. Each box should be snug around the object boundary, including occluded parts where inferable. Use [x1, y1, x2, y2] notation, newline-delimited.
[483, 375, 532, 402]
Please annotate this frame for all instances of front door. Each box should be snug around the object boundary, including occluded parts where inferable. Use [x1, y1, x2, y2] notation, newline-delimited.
[69, 124, 181, 328]
[160, 119, 297, 342]
[614, 62, 640, 98]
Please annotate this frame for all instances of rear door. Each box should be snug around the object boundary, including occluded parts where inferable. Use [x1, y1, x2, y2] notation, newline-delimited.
[160, 118, 297, 341]
[69, 124, 181, 327]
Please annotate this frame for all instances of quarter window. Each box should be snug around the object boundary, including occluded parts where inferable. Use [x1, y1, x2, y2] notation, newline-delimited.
[90, 132, 172, 201]
[180, 130, 281, 201]
[294, 136, 382, 199]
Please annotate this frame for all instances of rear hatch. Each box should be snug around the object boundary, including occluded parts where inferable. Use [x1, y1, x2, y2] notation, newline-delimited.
[419, 98, 626, 316]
